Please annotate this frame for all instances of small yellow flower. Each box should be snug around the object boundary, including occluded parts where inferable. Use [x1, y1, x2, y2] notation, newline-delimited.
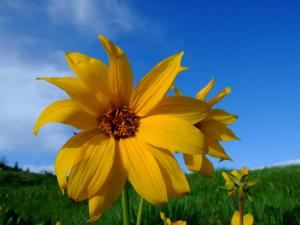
[231, 211, 254, 225]
[173, 79, 238, 177]
[35, 36, 208, 222]
[55, 222, 61, 225]
[222, 167, 256, 197]
[160, 212, 187, 225]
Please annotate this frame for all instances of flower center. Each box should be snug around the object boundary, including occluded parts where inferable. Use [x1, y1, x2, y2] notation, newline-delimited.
[100, 106, 140, 139]
[194, 122, 202, 129]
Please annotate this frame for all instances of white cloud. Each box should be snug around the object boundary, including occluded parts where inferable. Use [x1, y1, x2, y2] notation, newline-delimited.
[48, 0, 141, 35]
[0, 36, 71, 157]
[21, 164, 54, 174]
[254, 159, 300, 169]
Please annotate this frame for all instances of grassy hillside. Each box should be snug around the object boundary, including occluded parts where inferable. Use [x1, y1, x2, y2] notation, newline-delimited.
[0, 166, 299, 225]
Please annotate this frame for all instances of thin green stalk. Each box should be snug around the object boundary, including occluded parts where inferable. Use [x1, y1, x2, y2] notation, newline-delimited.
[239, 192, 244, 225]
[122, 183, 131, 225]
[136, 197, 144, 225]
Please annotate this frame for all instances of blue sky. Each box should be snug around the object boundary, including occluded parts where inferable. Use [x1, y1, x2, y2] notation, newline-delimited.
[0, 0, 299, 171]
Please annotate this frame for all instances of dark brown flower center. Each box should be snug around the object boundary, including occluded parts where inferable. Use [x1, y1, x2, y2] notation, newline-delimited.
[194, 122, 202, 129]
[100, 106, 140, 139]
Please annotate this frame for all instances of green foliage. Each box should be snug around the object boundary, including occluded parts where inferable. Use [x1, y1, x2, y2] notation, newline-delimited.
[0, 166, 299, 225]
[1, 208, 51, 225]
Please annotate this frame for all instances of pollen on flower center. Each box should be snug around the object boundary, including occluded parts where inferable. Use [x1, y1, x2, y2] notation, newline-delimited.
[100, 106, 140, 139]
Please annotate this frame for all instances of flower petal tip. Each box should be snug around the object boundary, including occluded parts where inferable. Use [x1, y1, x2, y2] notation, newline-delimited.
[98, 35, 110, 46]
[224, 87, 231, 94]
[65, 52, 73, 60]
[35, 77, 49, 81]
[88, 215, 100, 223]
[33, 130, 38, 136]
[179, 66, 188, 73]
[98, 34, 106, 41]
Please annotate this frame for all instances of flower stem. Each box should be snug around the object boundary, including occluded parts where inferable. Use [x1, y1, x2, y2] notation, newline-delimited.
[122, 183, 131, 225]
[239, 192, 244, 225]
[136, 197, 144, 225]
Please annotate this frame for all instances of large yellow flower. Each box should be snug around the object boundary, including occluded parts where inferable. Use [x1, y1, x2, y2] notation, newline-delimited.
[173, 79, 238, 177]
[34, 36, 208, 222]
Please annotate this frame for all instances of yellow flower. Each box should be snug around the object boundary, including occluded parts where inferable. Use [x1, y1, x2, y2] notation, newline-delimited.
[55, 222, 61, 225]
[34, 36, 208, 222]
[222, 167, 256, 197]
[160, 212, 187, 225]
[231, 211, 254, 225]
[173, 79, 238, 177]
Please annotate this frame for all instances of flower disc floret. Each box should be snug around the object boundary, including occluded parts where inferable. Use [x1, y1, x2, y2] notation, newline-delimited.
[100, 106, 140, 139]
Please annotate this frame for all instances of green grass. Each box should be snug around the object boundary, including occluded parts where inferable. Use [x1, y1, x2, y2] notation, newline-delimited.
[0, 166, 300, 225]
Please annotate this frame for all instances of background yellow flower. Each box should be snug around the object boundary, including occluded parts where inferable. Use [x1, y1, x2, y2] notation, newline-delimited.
[173, 79, 238, 177]
[231, 211, 254, 225]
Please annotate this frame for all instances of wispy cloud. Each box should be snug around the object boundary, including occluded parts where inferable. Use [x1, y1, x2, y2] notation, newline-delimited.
[21, 164, 54, 174]
[0, 0, 158, 167]
[48, 0, 142, 35]
[254, 159, 300, 169]
[0, 35, 71, 161]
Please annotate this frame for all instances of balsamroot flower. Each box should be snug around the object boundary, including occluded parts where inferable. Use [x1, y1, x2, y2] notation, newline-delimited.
[34, 36, 208, 222]
[231, 211, 254, 225]
[172, 79, 238, 177]
[160, 212, 187, 225]
[222, 167, 257, 198]
[222, 167, 256, 225]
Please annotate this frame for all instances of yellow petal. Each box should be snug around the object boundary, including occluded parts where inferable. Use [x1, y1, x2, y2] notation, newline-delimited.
[231, 170, 240, 178]
[240, 167, 249, 176]
[147, 96, 209, 124]
[99, 35, 133, 105]
[228, 190, 236, 196]
[171, 85, 183, 96]
[67, 134, 115, 201]
[244, 213, 254, 225]
[206, 109, 237, 125]
[183, 154, 214, 177]
[130, 52, 185, 116]
[34, 99, 98, 135]
[222, 171, 231, 182]
[166, 219, 172, 225]
[231, 211, 254, 225]
[201, 120, 239, 142]
[205, 136, 232, 160]
[88, 148, 126, 222]
[148, 146, 190, 198]
[172, 221, 187, 225]
[119, 137, 168, 205]
[138, 115, 207, 154]
[54, 129, 99, 192]
[65, 52, 111, 106]
[207, 87, 231, 106]
[196, 79, 215, 100]
[160, 212, 167, 221]
[37, 77, 105, 116]
[231, 211, 240, 225]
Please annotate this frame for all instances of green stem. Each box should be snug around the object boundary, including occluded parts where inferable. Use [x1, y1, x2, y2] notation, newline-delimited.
[239, 192, 244, 225]
[122, 183, 131, 225]
[136, 197, 144, 225]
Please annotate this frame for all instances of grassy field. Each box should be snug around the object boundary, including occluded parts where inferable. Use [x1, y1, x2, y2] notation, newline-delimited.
[0, 166, 299, 225]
